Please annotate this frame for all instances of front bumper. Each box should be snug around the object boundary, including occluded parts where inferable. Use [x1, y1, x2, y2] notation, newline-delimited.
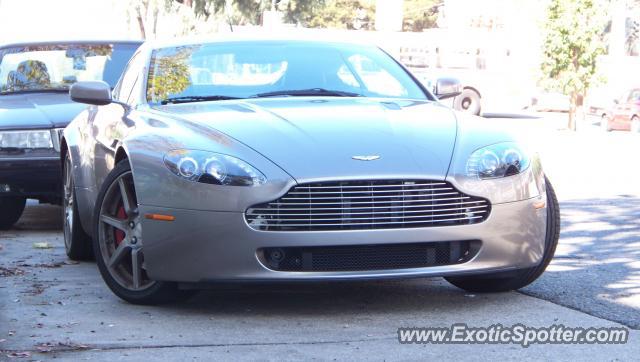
[140, 195, 547, 283]
[0, 152, 61, 202]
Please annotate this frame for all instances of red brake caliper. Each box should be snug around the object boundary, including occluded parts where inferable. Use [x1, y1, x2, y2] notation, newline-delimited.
[114, 202, 127, 246]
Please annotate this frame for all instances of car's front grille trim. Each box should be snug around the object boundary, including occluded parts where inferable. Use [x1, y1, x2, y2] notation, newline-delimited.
[248, 205, 489, 216]
[298, 182, 449, 189]
[248, 200, 487, 212]
[246, 180, 491, 231]
[265, 196, 480, 206]
[286, 187, 455, 194]
[251, 211, 488, 222]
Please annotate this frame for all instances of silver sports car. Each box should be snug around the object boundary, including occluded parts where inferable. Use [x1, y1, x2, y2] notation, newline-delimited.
[62, 38, 559, 304]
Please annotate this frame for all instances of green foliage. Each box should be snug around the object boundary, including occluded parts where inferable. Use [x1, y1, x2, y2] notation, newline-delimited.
[278, 0, 327, 26]
[184, 0, 327, 26]
[305, 0, 375, 30]
[147, 46, 198, 102]
[402, 0, 439, 32]
[540, 0, 607, 96]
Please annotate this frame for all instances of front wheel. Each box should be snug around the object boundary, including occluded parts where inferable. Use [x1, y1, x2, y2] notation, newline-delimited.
[93, 160, 192, 304]
[445, 177, 560, 293]
[0, 197, 26, 230]
[454, 89, 482, 116]
[631, 116, 640, 133]
[63, 151, 94, 260]
[601, 115, 612, 132]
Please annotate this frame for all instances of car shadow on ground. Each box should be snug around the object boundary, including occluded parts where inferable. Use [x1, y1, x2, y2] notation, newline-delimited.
[10, 197, 640, 326]
[172, 278, 480, 318]
[522, 196, 640, 329]
[13, 201, 62, 231]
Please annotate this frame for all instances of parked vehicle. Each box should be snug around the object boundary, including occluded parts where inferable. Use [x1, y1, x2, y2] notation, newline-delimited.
[411, 69, 482, 115]
[602, 88, 640, 132]
[63, 38, 559, 304]
[0, 40, 141, 230]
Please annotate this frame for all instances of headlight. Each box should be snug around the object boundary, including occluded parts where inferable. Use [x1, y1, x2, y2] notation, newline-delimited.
[164, 150, 266, 186]
[466, 142, 530, 180]
[0, 130, 53, 149]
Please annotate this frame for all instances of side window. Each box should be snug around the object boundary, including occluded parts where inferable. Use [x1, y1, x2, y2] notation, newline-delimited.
[343, 54, 408, 97]
[113, 52, 143, 104]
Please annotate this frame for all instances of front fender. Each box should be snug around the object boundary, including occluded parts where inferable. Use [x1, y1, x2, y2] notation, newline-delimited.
[124, 114, 295, 212]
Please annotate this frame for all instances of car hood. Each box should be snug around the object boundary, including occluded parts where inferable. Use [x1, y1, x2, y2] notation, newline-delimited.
[155, 98, 458, 181]
[0, 92, 87, 130]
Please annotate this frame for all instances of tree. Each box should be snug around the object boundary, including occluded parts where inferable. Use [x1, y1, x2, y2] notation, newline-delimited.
[402, 0, 439, 32]
[540, 0, 607, 130]
[177, 0, 326, 27]
[305, 0, 375, 30]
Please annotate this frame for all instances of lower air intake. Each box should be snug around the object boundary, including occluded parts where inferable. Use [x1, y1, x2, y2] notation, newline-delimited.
[260, 240, 480, 272]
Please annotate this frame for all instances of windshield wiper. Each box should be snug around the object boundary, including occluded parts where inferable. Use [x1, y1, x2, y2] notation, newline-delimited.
[251, 88, 362, 98]
[160, 95, 242, 105]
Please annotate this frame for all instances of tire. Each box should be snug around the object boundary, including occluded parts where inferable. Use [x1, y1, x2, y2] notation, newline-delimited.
[454, 89, 482, 116]
[601, 114, 612, 132]
[0, 196, 26, 230]
[63, 152, 94, 260]
[631, 116, 640, 133]
[93, 160, 192, 305]
[445, 177, 560, 293]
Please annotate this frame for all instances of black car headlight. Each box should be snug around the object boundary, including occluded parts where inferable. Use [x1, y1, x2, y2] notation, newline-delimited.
[0, 130, 54, 149]
[164, 150, 266, 186]
[466, 142, 530, 180]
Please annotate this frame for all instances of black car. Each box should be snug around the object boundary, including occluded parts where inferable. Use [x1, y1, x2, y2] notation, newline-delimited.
[0, 40, 141, 229]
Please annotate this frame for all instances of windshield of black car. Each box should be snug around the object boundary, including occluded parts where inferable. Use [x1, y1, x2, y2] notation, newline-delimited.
[0, 43, 139, 94]
[146, 41, 427, 104]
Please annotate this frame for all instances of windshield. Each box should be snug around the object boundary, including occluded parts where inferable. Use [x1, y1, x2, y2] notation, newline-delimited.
[0, 43, 140, 94]
[146, 41, 427, 104]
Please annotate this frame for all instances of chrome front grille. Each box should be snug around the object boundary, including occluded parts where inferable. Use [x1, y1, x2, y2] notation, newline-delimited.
[245, 180, 491, 231]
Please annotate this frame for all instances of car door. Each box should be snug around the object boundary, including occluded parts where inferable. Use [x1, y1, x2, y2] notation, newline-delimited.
[90, 52, 145, 201]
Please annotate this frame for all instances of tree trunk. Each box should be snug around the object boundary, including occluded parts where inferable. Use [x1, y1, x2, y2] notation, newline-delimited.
[135, 5, 146, 39]
[152, 6, 160, 39]
[568, 92, 577, 131]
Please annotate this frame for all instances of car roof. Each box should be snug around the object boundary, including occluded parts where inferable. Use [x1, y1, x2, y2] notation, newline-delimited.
[143, 33, 378, 51]
[0, 40, 143, 49]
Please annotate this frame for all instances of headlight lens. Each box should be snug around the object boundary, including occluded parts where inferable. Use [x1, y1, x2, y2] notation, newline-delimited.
[0, 130, 53, 149]
[164, 150, 266, 186]
[466, 142, 530, 179]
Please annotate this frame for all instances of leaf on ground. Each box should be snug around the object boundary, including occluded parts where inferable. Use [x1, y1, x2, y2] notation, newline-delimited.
[34, 341, 90, 353]
[0, 267, 25, 277]
[32, 242, 53, 249]
[6, 351, 31, 358]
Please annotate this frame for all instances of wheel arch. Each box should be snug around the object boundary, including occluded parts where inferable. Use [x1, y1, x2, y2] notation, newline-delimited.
[115, 146, 129, 165]
[463, 86, 482, 98]
[60, 137, 69, 165]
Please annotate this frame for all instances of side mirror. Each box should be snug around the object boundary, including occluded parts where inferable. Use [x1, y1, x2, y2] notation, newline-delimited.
[613, 99, 619, 104]
[69, 81, 112, 106]
[434, 77, 462, 100]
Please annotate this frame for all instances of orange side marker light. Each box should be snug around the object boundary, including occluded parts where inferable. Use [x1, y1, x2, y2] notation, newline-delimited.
[145, 213, 176, 221]
[533, 201, 546, 210]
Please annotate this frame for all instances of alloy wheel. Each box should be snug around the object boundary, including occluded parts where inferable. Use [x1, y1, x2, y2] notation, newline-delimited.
[63, 156, 74, 251]
[631, 117, 640, 133]
[97, 171, 154, 291]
